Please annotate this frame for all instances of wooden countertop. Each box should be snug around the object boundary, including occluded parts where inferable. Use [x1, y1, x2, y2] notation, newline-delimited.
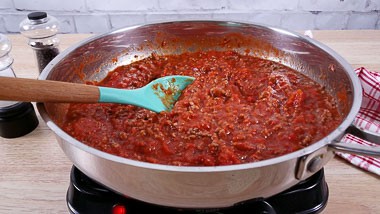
[1, 31, 379, 213]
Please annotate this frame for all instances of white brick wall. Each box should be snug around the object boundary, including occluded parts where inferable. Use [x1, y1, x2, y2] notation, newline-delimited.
[228, 0, 299, 10]
[314, 13, 349, 30]
[347, 12, 379, 29]
[87, 0, 159, 11]
[299, 0, 368, 12]
[13, 0, 87, 11]
[0, 0, 379, 34]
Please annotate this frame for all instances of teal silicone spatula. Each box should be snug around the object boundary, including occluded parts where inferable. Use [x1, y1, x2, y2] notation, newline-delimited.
[0, 75, 195, 113]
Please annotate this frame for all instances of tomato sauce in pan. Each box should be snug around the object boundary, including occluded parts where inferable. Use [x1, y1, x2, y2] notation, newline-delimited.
[62, 51, 343, 166]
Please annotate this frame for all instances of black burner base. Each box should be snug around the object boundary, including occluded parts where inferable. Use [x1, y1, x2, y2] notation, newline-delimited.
[67, 166, 328, 214]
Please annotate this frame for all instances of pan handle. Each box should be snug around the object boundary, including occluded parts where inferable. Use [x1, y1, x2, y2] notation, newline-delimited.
[329, 125, 380, 157]
[328, 142, 380, 157]
[297, 125, 379, 180]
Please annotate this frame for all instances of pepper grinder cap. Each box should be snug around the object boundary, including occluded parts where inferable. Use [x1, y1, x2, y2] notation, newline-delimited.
[27, 12, 48, 21]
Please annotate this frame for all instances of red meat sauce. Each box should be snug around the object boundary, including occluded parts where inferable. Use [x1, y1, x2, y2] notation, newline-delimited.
[62, 50, 343, 166]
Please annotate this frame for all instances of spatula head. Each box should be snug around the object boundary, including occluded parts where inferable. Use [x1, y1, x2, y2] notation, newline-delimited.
[98, 75, 195, 113]
[148, 75, 195, 112]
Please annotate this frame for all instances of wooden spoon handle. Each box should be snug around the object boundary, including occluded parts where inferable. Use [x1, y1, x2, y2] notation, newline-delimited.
[0, 77, 100, 103]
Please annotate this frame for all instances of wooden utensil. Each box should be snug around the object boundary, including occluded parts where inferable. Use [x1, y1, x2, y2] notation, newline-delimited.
[0, 75, 195, 113]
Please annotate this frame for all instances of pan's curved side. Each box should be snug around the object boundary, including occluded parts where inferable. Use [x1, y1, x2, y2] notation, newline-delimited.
[55, 133, 333, 208]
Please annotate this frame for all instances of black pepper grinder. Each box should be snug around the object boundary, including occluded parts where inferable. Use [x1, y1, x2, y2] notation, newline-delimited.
[19, 11, 60, 73]
[0, 34, 39, 138]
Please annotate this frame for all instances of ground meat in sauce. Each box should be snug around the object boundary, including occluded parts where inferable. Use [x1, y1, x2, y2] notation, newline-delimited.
[62, 51, 343, 166]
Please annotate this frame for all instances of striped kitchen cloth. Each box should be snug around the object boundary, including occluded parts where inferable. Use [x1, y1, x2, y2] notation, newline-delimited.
[335, 67, 380, 176]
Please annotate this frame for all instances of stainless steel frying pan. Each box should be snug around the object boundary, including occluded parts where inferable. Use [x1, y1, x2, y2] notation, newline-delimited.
[37, 21, 380, 208]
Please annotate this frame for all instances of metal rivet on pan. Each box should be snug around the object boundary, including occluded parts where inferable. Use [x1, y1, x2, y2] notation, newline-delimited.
[307, 155, 324, 173]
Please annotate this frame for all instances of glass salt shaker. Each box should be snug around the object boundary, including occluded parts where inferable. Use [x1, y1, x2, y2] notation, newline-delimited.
[19, 11, 60, 73]
[0, 34, 18, 108]
[0, 34, 39, 138]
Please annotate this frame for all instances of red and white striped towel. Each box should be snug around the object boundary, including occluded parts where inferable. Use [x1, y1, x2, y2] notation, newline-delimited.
[335, 67, 380, 176]
[337, 134, 380, 175]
